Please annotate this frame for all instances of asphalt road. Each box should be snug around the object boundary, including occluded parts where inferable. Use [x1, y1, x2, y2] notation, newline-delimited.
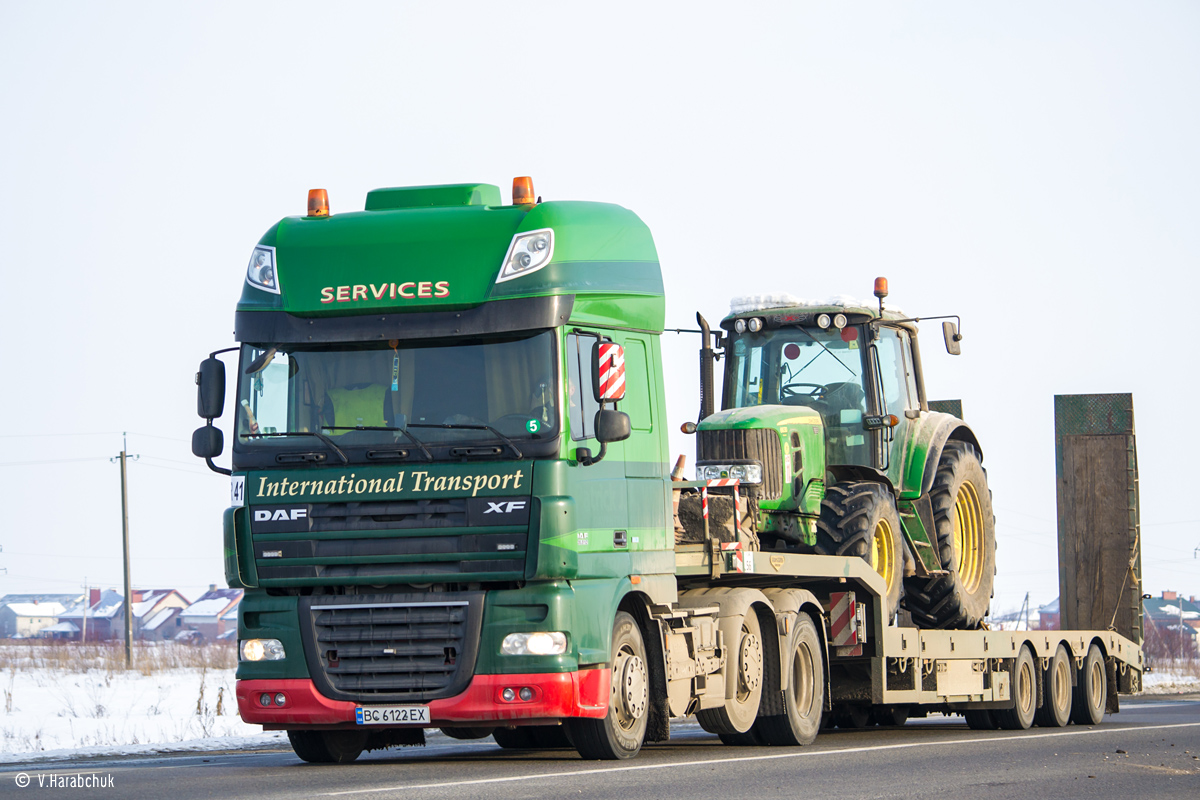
[3, 696, 1198, 800]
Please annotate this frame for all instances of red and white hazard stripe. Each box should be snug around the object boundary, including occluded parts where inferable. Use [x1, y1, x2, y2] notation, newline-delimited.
[829, 591, 858, 647]
[597, 342, 626, 400]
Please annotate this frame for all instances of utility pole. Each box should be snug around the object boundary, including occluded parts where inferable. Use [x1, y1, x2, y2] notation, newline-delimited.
[81, 577, 89, 645]
[111, 433, 138, 669]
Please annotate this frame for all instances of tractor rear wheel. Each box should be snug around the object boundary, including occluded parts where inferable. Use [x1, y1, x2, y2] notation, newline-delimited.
[903, 442, 996, 629]
[815, 482, 904, 620]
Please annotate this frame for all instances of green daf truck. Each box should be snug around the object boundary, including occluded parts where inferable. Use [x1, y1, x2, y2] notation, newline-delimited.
[193, 179, 1142, 763]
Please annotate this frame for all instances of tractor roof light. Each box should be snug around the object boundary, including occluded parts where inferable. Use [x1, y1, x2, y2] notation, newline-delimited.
[307, 189, 329, 218]
[833, 313, 847, 329]
[734, 319, 747, 333]
[816, 313, 832, 329]
[874, 277, 888, 299]
[747, 317, 764, 333]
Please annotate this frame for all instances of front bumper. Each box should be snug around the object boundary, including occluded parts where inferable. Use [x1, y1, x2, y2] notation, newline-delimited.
[237, 669, 610, 730]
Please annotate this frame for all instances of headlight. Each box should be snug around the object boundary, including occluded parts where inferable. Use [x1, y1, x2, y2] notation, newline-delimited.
[833, 313, 847, 329]
[496, 229, 555, 283]
[501, 631, 568, 655]
[734, 319, 747, 333]
[817, 313, 831, 329]
[747, 317, 764, 333]
[245, 245, 280, 294]
[240, 638, 286, 661]
[697, 463, 762, 484]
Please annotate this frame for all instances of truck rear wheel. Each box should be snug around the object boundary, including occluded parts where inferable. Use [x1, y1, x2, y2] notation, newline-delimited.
[903, 442, 996, 629]
[287, 730, 367, 763]
[697, 608, 765, 735]
[995, 646, 1037, 730]
[815, 482, 904, 620]
[1070, 644, 1106, 726]
[568, 612, 648, 760]
[1035, 645, 1073, 728]
[756, 613, 825, 746]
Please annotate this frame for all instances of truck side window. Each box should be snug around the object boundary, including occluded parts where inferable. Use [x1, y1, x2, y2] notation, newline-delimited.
[623, 338, 652, 431]
[566, 332, 600, 441]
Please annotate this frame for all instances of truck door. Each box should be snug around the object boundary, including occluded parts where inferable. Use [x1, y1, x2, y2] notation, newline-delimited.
[620, 336, 670, 552]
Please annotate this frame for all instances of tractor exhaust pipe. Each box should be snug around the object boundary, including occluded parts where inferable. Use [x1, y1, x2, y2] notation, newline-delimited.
[697, 312, 715, 422]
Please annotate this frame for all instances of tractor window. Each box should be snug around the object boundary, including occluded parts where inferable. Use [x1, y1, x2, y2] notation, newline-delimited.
[875, 328, 909, 418]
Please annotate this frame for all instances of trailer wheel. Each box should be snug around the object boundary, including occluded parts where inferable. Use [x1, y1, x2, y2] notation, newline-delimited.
[815, 482, 904, 620]
[756, 613, 825, 746]
[697, 609, 765, 735]
[568, 612, 648, 760]
[963, 710, 998, 730]
[903, 442, 996, 630]
[1071, 644, 1106, 725]
[1035, 645, 1073, 728]
[995, 647, 1037, 730]
[287, 730, 367, 763]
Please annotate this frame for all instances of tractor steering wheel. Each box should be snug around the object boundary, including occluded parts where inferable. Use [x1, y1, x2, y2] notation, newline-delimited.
[781, 382, 828, 401]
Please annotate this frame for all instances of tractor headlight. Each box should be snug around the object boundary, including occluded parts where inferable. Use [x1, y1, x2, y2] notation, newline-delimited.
[501, 631, 568, 656]
[697, 463, 763, 484]
[240, 638, 286, 661]
[496, 229, 555, 283]
[245, 246, 280, 295]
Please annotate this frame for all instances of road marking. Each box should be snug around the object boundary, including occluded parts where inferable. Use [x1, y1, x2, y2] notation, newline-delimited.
[321, 721, 1200, 796]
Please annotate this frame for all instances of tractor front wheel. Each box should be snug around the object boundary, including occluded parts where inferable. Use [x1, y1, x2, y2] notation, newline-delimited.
[815, 482, 904, 620]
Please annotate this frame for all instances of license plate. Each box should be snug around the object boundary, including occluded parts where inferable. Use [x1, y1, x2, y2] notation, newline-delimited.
[355, 705, 430, 725]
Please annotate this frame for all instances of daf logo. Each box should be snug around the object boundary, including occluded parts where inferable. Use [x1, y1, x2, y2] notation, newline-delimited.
[484, 501, 527, 514]
[254, 508, 308, 522]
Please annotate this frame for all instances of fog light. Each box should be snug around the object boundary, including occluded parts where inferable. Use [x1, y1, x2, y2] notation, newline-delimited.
[502, 687, 516, 702]
[274, 693, 287, 707]
[259, 693, 272, 707]
[519, 687, 534, 702]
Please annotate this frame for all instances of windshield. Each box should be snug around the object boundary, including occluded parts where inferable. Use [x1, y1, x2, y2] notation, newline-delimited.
[235, 331, 558, 460]
[725, 325, 872, 467]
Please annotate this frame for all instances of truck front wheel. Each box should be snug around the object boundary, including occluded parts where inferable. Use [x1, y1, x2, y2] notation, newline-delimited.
[567, 612, 648, 760]
[287, 730, 367, 763]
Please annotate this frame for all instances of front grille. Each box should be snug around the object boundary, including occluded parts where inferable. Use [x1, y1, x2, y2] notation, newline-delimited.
[698, 428, 784, 499]
[299, 592, 484, 702]
[250, 496, 531, 584]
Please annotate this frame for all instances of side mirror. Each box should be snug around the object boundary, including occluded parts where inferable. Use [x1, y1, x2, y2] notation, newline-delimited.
[192, 425, 224, 458]
[591, 341, 627, 402]
[942, 321, 962, 356]
[196, 357, 226, 419]
[594, 409, 631, 443]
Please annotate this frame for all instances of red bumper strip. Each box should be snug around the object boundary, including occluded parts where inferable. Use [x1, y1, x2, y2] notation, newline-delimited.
[237, 669, 610, 727]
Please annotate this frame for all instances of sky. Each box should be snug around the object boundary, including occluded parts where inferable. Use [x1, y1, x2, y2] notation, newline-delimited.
[1, 2, 1198, 617]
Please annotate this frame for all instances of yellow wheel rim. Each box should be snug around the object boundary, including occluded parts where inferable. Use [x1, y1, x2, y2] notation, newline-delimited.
[953, 481, 985, 593]
[870, 518, 896, 592]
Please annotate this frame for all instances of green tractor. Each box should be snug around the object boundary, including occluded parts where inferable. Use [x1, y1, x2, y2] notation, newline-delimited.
[688, 279, 995, 629]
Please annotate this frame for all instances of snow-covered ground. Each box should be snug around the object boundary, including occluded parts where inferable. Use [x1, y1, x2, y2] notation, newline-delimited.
[1142, 665, 1200, 695]
[1, 664, 285, 764]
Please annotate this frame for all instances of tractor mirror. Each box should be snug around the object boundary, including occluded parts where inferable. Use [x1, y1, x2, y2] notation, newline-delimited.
[591, 341, 627, 403]
[942, 321, 962, 356]
[196, 357, 226, 418]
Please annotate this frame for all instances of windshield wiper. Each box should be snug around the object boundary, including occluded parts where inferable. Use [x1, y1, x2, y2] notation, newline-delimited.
[409, 422, 524, 460]
[321, 426, 434, 462]
[794, 327, 857, 377]
[240, 431, 348, 464]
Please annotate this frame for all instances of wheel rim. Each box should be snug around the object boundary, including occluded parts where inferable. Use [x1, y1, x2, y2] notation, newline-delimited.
[870, 518, 896, 592]
[738, 628, 763, 700]
[953, 480, 985, 593]
[791, 642, 815, 716]
[611, 645, 647, 732]
[1017, 660, 1034, 714]
[1054, 660, 1070, 712]
[1087, 659, 1104, 711]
